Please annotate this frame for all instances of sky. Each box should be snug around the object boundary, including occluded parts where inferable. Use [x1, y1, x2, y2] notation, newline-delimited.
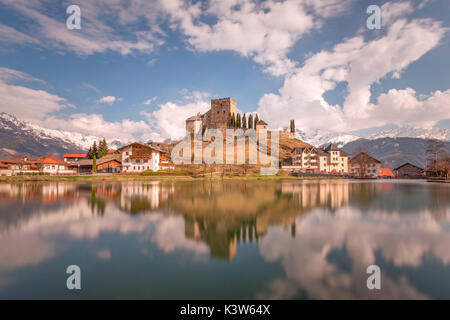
[0, 0, 449, 142]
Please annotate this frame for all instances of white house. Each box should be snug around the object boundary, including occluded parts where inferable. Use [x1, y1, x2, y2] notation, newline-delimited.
[33, 156, 75, 175]
[118, 142, 164, 173]
[292, 144, 349, 174]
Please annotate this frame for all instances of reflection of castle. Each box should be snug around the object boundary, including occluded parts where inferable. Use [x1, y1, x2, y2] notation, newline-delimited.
[185, 217, 260, 260]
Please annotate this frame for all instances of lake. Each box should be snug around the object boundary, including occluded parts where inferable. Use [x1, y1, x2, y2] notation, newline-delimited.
[0, 179, 449, 299]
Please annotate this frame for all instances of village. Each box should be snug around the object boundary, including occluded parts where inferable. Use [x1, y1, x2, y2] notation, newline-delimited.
[0, 97, 433, 179]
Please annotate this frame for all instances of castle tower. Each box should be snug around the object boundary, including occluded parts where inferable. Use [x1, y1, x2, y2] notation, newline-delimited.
[208, 97, 237, 130]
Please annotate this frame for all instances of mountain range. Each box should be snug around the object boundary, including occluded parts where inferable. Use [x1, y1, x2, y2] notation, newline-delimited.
[0, 112, 125, 158]
[1, 112, 449, 169]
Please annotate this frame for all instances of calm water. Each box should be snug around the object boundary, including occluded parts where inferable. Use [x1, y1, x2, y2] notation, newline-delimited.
[0, 179, 449, 299]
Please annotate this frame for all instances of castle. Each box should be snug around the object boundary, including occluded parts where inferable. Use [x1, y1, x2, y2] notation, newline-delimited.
[186, 97, 268, 134]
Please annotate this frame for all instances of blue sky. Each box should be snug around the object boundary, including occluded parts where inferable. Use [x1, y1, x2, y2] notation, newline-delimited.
[0, 0, 449, 142]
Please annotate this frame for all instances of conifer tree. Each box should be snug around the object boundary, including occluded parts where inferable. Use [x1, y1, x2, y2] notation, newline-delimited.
[92, 155, 97, 173]
[242, 113, 247, 129]
[237, 113, 241, 128]
[254, 114, 259, 128]
[248, 114, 253, 129]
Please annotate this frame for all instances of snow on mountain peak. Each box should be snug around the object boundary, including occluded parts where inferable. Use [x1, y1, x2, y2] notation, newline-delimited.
[368, 127, 450, 141]
[0, 112, 127, 150]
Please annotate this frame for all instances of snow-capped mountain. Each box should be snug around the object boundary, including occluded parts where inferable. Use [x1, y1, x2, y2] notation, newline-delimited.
[295, 129, 360, 148]
[0, 112, 127, 157]
[368, 127, 450, 141]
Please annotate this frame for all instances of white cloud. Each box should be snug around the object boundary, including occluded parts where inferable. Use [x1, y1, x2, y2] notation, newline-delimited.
[162, 0, 353, 76]
[0, 23, 40, 46]
[0, 67, 46, 84]
[41, 113, 152, 142]
[97, 96, 120, 106]
[141, 91, 210, 140]
[257, 14, 448, 133]
[0, 75, 72, 121]
[1, 0, 165, 56]
[143, 97, 157, 105]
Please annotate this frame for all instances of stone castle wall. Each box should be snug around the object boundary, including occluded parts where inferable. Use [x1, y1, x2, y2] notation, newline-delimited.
[205, 98, 237, 130]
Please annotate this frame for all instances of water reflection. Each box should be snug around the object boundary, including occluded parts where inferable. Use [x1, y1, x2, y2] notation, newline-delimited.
[0, 180, 449, 299]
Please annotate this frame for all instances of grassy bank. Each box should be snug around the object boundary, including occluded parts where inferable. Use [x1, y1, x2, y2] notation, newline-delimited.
[0, 172, 349, 183]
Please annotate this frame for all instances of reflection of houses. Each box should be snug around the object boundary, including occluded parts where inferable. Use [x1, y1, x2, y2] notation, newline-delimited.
[292, 144, 349, 174]
[282, 181, 350, 211]
[119, 182, 174, 213]
[349, 152, 381, 178]
[393, 163, 424, 178]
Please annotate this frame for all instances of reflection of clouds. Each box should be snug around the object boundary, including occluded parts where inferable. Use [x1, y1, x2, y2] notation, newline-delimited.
[258, 206, 450, 299]
[0, 201, 209, 280]
[147, 215, 209, 258]
[96, 249, 112, 260]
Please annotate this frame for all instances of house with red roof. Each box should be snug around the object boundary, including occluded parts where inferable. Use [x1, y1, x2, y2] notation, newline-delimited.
[32, 156, 74, 175]
[63, 153, 87, 163]
[379, 168, 394, 178]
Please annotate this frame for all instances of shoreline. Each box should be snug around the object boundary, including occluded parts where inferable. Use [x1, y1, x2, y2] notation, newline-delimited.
[0, 174, 350, 183]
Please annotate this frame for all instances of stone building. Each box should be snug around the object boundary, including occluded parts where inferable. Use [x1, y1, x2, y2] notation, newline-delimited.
[186, 97, 237, 133]
[255, 120, 268, 131]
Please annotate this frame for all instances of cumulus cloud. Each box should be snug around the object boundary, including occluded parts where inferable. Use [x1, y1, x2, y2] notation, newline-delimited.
[0, 79, 72, 121]
[40, 113, 152, 142]
[162, 0, 353, 76]
[257, 14, 448, 133]
[97, 96, 120, 106]
[141, 91, 210, 140]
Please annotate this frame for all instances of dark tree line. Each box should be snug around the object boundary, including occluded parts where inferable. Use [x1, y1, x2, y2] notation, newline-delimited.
[87, 138, 109, 159]
[228, 113, 262, 129]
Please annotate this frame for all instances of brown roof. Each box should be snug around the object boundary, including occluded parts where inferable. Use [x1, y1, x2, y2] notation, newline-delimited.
[393, 162, 423, 171]
[349, 152, 381, 164]
[63, 154, 87, 158]
[0, 157, 28, 164]
[117, 142, 164, 153]
[256, 120, 268, 125]
[33, 156, 69, 166]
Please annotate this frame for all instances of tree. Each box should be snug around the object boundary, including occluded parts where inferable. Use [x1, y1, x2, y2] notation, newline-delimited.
[237, 113, 241, 128]
[248, 114, 253, 129]
[92, 154, 97, 173]
[229, 113, 234, 127]
[98, 138, 108, 158]
[290, 119, 295, 133]
[426, 138, 446, 176]
[254, 114, 259, 128]
[242, 113, 247, 129]
[233, 113, 237, 129]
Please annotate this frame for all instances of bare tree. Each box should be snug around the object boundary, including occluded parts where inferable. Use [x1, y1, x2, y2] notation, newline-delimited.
[426, 139, 447, 177]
